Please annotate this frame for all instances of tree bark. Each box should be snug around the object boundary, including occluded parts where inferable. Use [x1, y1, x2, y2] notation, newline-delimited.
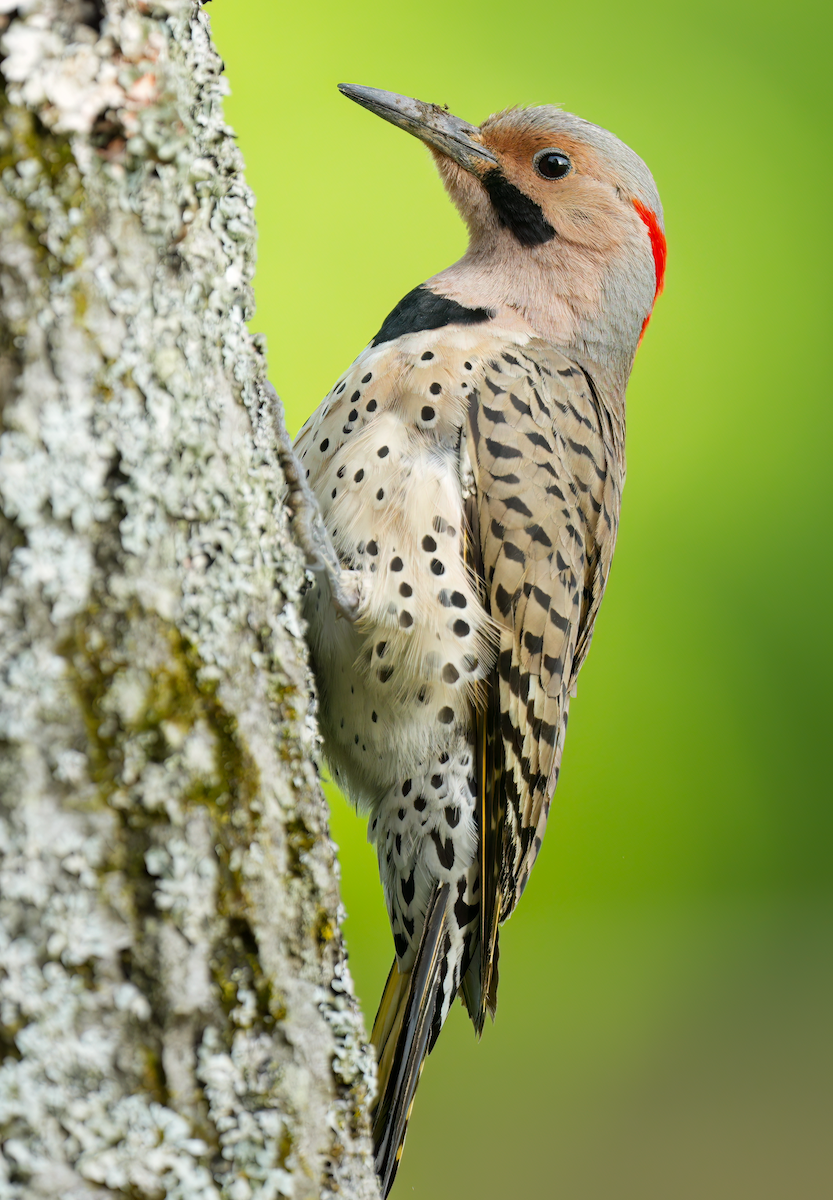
[0, 3, 379, 1197]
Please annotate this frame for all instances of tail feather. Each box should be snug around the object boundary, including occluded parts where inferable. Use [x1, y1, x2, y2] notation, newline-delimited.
[460, 929, 500, 1036]
[371, 883, 450, 1197]
[370, 958, 409, 1101]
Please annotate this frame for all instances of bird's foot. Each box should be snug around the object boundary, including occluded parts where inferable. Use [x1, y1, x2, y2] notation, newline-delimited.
[263, 381, 360, 622]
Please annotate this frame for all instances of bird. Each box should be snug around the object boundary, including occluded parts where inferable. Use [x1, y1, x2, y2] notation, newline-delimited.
[284, 83, 666, 1196]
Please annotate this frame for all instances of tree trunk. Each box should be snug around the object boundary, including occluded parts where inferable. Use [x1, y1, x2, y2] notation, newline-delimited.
[0, 3, 379, 1197]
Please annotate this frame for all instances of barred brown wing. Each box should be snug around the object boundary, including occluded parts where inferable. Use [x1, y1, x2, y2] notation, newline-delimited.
[467, 342, 623, 982]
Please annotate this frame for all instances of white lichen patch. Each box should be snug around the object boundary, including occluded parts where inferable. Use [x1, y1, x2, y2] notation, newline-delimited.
[0, 2, 378, 1198]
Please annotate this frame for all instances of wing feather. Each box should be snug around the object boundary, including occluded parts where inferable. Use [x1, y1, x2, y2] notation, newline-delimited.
[470, 342, 623, 929]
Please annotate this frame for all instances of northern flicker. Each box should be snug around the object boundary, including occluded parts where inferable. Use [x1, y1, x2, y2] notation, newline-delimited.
[281, 84, 665, 1195]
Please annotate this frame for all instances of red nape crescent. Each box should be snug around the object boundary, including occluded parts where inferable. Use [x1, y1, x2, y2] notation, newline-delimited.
[633, 197, 667, 341]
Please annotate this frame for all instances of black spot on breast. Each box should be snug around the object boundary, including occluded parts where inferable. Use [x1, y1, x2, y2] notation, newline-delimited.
[319, 438, 329, 452]
[421, 406, 435, 422]
[377, 445, 389, 458]
[430, 558, 445, 576]
[431, 774, 443, 789]
[394, 932, 408, 959]
[367, 540, 378, 556]
[431, 830, 455, 869]
[438, 706, 454, 724]
[421, 351, 434, 360]
[442, 663, 459, 684]
[454, 878, 478, 927]
[429, 382, 441, 395]
[378, 665, 394, 683]
[354, 469, 364, 482]
[366, 399, 377, 412]
[362, 372, 372, 383]
[422, 535, 437, 552]
[399, 581, 413, 597]
[414, 794, 426, 811]
[450, 591, 466, 608]
[482, 169, 556, 247]
[452, 619, 470, 637]
[372, 285, 494, 346]
[402, 870, 415, 902]
[390, 556, 403, 571]
[402, 779, 412, 795]
[399, 611, 413, 628]
[445, 805, 460, 828]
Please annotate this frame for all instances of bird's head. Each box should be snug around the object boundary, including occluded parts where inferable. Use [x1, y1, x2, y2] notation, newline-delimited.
[339, 85, 666, 388]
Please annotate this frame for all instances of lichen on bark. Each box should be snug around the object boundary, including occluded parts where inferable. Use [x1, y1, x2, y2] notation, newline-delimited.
[0, 3, 378, 1197]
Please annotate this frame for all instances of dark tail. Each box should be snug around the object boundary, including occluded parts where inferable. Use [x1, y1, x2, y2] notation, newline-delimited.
[371, 883, 451, 1197]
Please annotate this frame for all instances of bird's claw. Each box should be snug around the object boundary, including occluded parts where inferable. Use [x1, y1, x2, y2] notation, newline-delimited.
[262, 380, 360, 623]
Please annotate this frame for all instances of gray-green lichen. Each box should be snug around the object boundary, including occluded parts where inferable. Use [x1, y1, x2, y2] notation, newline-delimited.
[0, 2, 378, 1197]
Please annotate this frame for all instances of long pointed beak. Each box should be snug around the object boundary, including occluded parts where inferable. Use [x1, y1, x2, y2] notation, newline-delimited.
[338, 84, 498, 176]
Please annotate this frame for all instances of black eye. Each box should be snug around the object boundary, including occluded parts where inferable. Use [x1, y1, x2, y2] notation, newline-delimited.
[534, 149, 572, 180]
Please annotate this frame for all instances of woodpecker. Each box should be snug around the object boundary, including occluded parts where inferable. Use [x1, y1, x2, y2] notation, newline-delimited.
[284, 84, 665, 1195]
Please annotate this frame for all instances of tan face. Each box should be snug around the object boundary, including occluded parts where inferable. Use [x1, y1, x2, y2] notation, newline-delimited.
[475, 125, 630, 253]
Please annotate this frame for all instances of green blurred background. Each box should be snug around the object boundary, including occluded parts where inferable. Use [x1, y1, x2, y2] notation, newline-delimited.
[208, 1, 832, 1195]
